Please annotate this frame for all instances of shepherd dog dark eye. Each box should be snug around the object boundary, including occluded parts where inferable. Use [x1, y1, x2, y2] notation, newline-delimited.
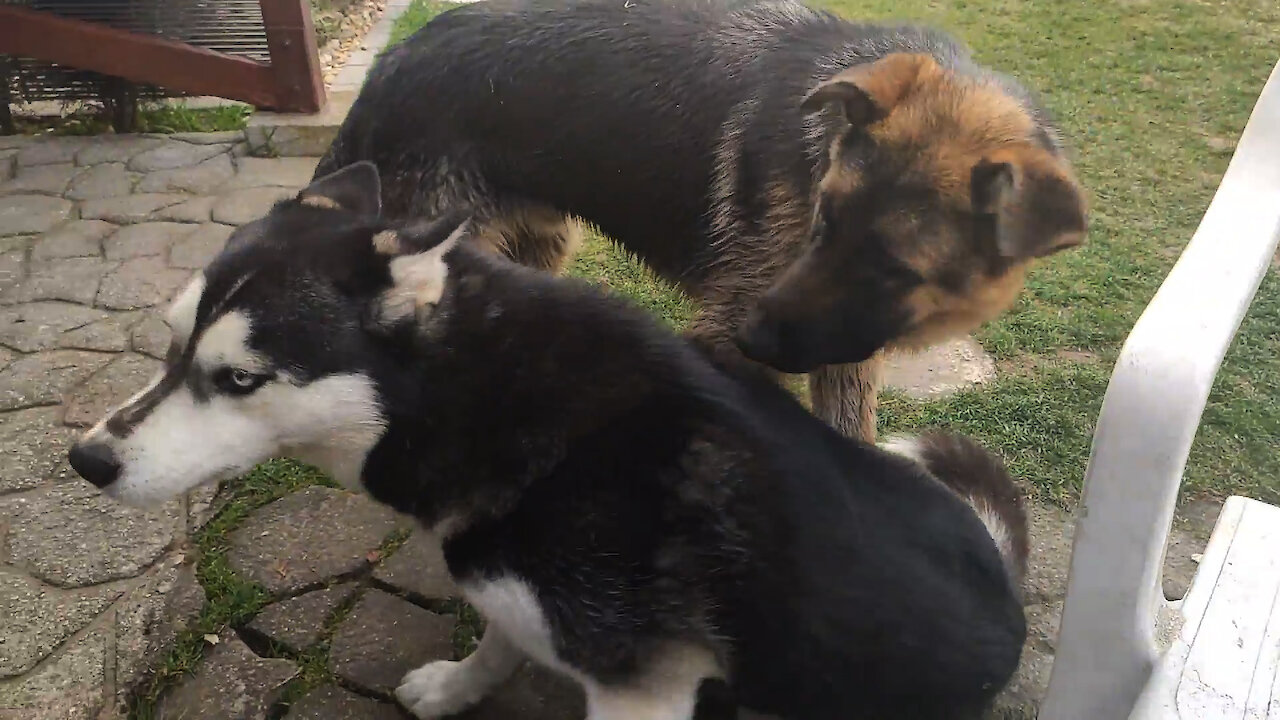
[213, 367, 271, 396]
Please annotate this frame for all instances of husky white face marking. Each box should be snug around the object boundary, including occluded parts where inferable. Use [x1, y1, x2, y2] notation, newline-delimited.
[377, 221, 468, 324]
[78, 299, 387, 507]
[274, 373, 388, 490]
[100, 371, 385, 507]
[166, 274, 205, 350]
[80, 370, 167, 442]
[194, 311, 266, 373]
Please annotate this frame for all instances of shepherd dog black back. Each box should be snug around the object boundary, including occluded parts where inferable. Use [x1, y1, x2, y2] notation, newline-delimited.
[318, 0, 1086, 399]
[321, 0, 743, 277]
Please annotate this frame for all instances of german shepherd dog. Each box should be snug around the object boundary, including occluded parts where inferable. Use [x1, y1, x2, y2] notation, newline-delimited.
[315, 0, 1089, 441]
[67, 164, 1029, 720]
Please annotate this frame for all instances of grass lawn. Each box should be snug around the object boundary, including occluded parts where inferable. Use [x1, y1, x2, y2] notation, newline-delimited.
[809, 0, 1279, 506]
[386, 0, 1280, 506]
[129, 0, 1280, 714]
[9, 103, 250, 136]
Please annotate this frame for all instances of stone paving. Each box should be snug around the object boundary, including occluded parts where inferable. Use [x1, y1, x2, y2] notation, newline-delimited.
[0, 132, 318, 719]
[0, 132, 1218, 720]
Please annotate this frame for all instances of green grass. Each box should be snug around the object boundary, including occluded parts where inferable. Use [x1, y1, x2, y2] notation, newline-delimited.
[10, 102, 250, 137]
[386, 0, 1280, 507]
[802, 0, 1280, 505]
[129, 460, 481, 718]
[389, 0, 457, 45]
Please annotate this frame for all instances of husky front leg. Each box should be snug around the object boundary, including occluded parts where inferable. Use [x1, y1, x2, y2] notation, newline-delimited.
[395, 625, 525, 719]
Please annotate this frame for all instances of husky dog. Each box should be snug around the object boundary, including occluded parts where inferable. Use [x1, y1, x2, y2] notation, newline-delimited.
[68, 164, 1029, 720]
[315, 0, 1089, 442]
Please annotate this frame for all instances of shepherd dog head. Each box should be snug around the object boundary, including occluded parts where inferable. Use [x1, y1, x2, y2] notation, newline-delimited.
[65, 163, 467, 507]
[736, 53, 1088, 372]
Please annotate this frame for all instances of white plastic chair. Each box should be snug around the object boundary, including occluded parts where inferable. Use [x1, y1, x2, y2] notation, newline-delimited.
[1039, 59, 1280, 720]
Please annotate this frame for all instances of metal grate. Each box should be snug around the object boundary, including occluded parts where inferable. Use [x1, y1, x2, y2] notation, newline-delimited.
[2, 0, 272, 104]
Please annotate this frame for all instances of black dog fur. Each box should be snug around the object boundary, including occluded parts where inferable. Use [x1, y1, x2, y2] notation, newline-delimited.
[187, 164, 1031, 719]
[316, 0, 1087, 442]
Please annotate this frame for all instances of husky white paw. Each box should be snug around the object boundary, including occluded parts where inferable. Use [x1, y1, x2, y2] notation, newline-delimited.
[395, 660, 489, 719]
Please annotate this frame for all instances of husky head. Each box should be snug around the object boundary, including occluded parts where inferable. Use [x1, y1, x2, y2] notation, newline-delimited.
[66, 162, 468, 507]
[735, 53, 1087, 372]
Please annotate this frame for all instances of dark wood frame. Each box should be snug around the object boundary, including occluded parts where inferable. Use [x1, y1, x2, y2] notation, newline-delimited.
[0, 0, 325, 115]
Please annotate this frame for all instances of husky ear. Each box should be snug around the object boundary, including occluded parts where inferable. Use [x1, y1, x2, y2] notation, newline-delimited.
[801, 53, 933, 126]
[298, 161, 382, 217]
[373, 208, 474, 256]
[366, 214, 472, 330]
[972, 156, 1088, 259]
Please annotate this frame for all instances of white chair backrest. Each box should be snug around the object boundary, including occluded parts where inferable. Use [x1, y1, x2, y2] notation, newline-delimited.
[1040, 59, 1280, 720]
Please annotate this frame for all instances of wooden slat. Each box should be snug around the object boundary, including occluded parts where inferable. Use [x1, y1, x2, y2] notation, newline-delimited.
[1131, 497, 1280, 719]
[1173, 498, 1280, 718]
[0, 5, 280, 109]
[259, 0, 326, 113]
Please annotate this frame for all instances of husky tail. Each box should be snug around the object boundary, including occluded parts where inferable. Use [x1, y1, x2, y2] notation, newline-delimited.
[882, 432, 1030, 592]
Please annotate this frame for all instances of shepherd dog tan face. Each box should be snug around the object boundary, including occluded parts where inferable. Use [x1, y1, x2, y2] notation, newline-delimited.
[736, 53, 1088, 373]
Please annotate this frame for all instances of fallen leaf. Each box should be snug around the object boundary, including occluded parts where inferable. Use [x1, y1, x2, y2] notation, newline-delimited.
[203, 634, 219, 645]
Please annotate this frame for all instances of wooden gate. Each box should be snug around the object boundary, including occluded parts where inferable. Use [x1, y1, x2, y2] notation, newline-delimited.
[0, 0, 325, 123]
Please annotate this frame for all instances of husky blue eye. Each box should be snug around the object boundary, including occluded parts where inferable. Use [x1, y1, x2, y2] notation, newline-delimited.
[214, 368, 269, 395]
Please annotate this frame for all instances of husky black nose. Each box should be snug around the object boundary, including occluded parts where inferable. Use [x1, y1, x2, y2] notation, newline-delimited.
[68, 442, 121, 489]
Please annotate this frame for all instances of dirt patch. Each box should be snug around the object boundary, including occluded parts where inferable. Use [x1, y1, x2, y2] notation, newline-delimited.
[996, 349, 1101, 380]
[1205, 136, 1237, 154]
[882, 337, 996, 400]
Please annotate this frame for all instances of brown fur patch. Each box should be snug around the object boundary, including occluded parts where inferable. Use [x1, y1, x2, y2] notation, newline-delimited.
[804, 53, 939, 125]
[809, 355, 882, 444]
[839, 53, 939, 113]
[785, 55, 1085, 443]
[870, 80, 1037, 202]
[471, 205, 585, 274]
[979, 146, 1088, 258]
[895, 262, 1030, 350]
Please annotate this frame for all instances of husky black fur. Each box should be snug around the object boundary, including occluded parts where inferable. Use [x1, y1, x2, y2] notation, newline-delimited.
[316, 0, 1088, 442]
[70, 164, 1028, 719]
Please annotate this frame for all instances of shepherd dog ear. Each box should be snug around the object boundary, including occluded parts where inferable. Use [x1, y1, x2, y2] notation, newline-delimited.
[297, 161, 383, 217]
[970, 151, 1088, 260]
[364, 213, 473, 332]
[800, 53, 936, 126]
